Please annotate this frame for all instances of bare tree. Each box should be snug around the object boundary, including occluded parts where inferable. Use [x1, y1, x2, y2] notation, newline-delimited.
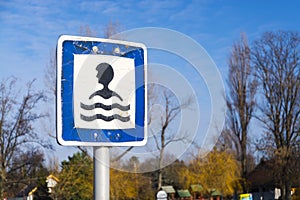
[225, 33, 257, 192]
[79, 25, 96, 37]
[252, 30, 300, 200]
[44, 50, 56, 97]
[103, 21, 122, 39]
[148, 84, 192, 189]
[0, 77, 50, 198]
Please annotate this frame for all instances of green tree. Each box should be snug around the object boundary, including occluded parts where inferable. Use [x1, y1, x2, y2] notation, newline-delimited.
[33, 175, 52, 200]
[55, 152, 93, 200]
[6, 148, 47, 197]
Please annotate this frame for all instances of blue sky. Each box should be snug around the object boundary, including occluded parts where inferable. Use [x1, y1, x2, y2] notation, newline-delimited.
[0, 0, 300, 80]
[1, 0, 299, 81]
[1, 0, 300, 163]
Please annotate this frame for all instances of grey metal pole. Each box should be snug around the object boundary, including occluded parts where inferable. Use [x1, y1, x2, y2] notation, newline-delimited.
[94, 146, 110, 200]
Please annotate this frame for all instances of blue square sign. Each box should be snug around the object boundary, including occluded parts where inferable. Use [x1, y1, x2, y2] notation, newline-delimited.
[56, 35, 147, 146]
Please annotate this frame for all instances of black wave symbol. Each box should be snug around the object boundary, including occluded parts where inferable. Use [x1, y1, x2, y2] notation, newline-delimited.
[80, 102, 130, 111]
[89, 90, 123, 101]
[80, 114, 130, 122]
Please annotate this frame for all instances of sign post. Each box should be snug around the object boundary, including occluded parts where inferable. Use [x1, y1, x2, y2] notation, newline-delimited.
[56, 35, 147, 200]
[94, 146, 110, 200]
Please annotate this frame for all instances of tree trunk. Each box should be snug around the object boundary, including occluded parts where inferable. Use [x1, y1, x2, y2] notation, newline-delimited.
[241, 149, 247, 192]
[158, 146, 164, 190]
[284, 181, 292, 200]
[158, 169, 162, 190]
[281, 172, 292, 200]
[241, 129, 248, 192]
[0, 164, 6, 199]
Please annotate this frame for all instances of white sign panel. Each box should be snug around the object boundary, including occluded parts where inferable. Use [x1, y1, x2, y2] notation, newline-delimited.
[73, 55, 136, 130]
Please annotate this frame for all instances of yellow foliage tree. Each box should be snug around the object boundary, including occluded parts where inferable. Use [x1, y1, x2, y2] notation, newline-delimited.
[110, 159, 154, 200]
[110, 168, 137, 199]
[180, 148, 242, 197]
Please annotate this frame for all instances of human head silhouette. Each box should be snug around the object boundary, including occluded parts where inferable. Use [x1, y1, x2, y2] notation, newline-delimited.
[96, 63, 114, 87]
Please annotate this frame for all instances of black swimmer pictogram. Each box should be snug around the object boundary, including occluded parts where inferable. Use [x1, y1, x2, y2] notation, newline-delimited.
[80, 62, 131, 122]
[89, 63, 123, 101]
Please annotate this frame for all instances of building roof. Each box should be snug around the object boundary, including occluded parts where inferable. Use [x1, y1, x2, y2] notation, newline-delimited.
[177, 189, 191, 197]
[211, 189, 222, 196]
[161, 186, 176, 193]
[47, 174, 59, 182]
[190, 184, 204, 193]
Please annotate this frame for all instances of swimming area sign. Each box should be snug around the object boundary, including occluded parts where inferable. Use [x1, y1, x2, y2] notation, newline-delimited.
[56, 35, 147, 146]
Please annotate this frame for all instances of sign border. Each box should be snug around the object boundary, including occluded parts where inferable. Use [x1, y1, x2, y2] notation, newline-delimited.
[56, 35, 147, 146]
